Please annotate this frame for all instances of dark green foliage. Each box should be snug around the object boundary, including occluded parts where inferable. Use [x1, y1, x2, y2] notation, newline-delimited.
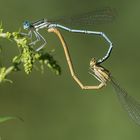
[0, 25, 61, 83]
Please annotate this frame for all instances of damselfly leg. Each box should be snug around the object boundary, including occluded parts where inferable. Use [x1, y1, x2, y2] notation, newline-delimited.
[29, 30, 47, 51]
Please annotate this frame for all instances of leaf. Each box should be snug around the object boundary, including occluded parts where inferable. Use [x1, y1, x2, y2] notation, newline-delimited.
[0, 116, 23, 123]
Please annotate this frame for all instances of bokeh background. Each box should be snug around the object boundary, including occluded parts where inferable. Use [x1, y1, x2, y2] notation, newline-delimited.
[0, 0, 140, 139]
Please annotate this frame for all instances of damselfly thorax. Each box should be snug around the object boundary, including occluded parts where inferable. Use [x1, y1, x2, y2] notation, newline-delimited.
[89, 58, 110, 85]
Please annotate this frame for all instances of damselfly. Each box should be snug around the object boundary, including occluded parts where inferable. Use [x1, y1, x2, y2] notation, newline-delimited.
[23, 7, 115, 63]
[89, 58, 140, 126]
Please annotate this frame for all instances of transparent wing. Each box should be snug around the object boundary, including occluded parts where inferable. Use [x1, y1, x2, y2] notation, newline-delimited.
[110, 76, 140, 125]
[50, 7, 116, 26]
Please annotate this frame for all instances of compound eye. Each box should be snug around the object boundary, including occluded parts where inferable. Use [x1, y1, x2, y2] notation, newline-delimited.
[23, 21, 31, 30]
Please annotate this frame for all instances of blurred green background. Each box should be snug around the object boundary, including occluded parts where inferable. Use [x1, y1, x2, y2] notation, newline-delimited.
[0, 0, 140, 139]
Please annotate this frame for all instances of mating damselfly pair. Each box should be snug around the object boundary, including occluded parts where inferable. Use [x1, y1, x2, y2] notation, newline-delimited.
[23, 7, 140, 126]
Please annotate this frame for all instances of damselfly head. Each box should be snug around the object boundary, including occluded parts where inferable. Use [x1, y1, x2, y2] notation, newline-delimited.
[90, 58, 97, 68]
[23, 21, 31, 30]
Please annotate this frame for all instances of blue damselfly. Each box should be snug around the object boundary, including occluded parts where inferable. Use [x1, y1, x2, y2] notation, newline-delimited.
[23, 7, 115, 63]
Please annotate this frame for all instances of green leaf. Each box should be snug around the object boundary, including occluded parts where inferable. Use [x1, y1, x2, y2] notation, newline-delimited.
[0, 116, 23, 123]
[0, 25, 61, 83]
